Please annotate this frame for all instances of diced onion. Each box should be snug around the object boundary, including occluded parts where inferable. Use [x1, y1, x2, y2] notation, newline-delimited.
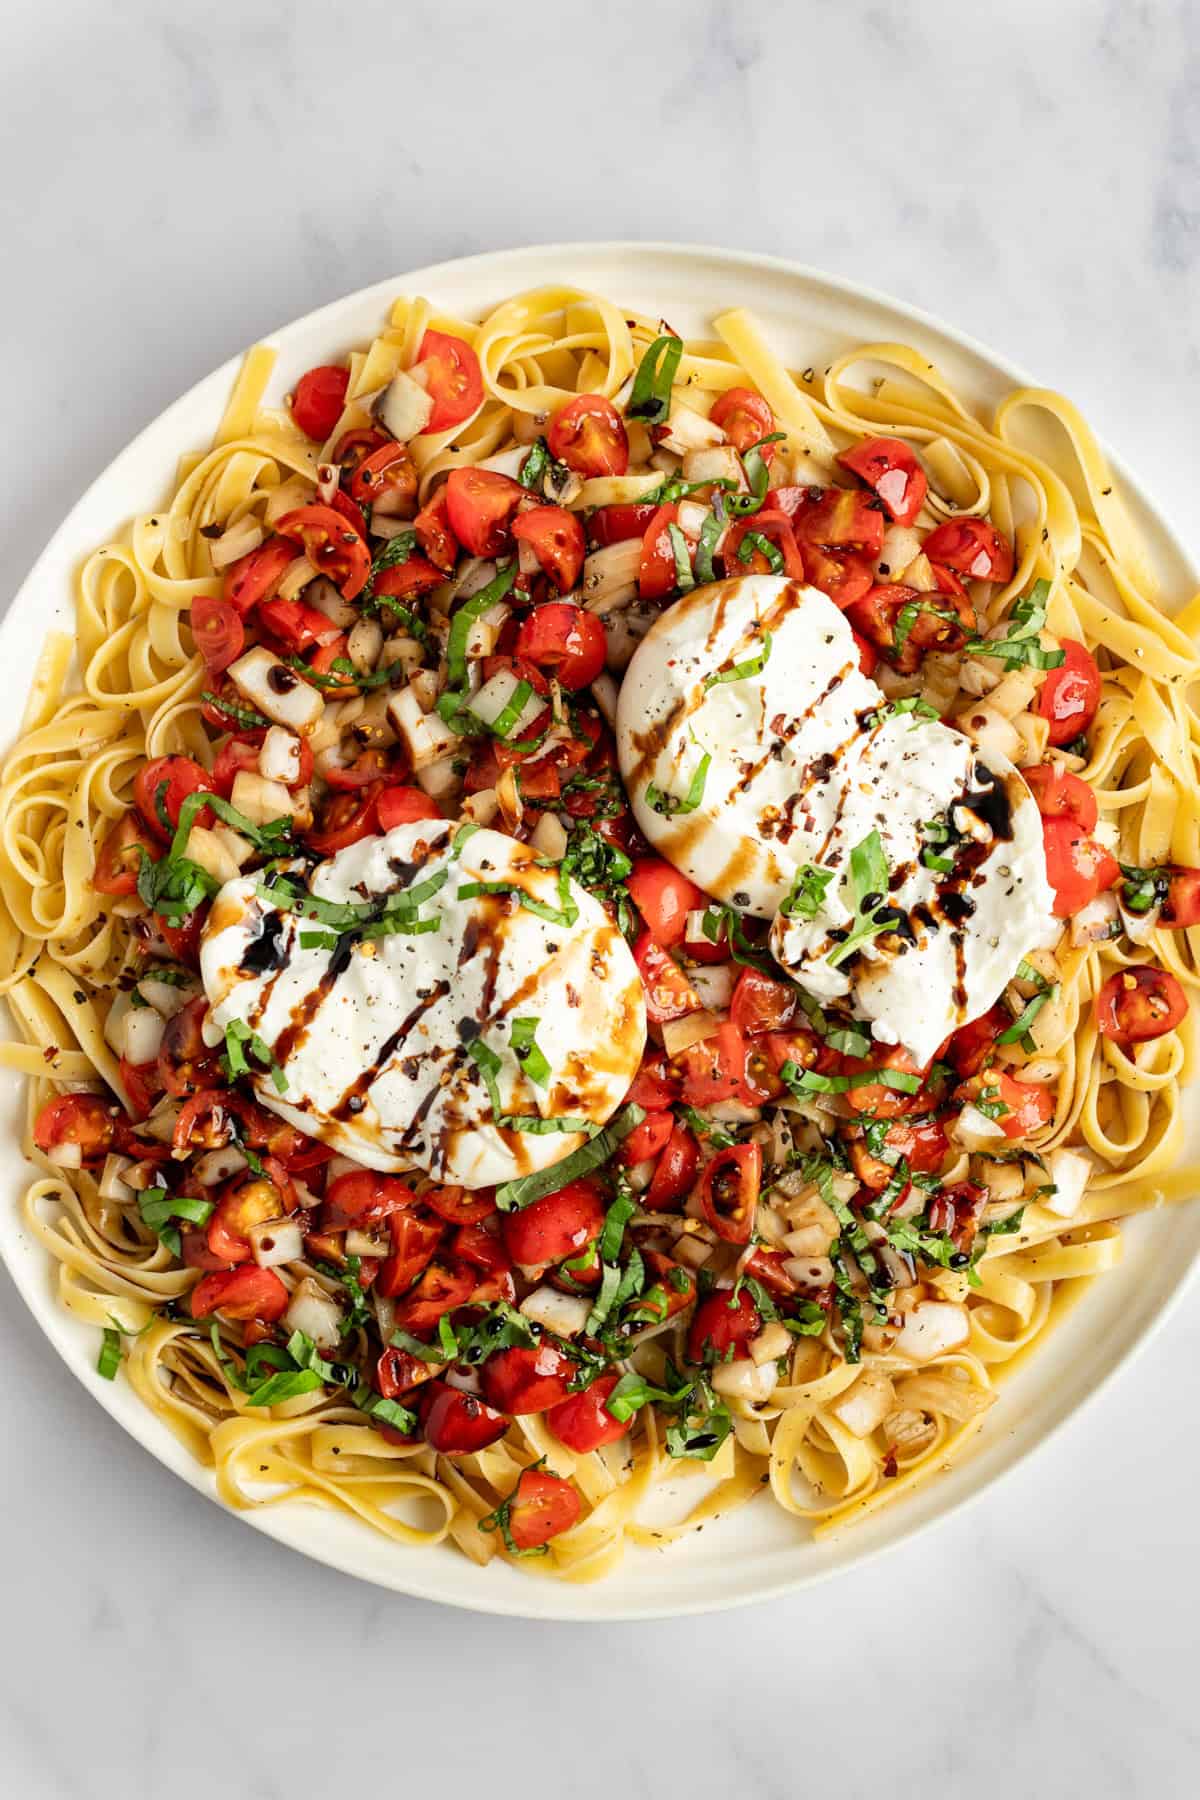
[582, 540, 642, 613]
[893, 1301, 969, 1363]
[250, 1216, 304, 1269]
[749, 1321, 792, 1366]
[782, 1254, 834, 1289]
[193, 1145, 248, 1187]
[122, 1004, 166, 1066]
[44, 1141, 82, 1169]
[346, 1227, 390, 1258]
[661, 1010, 719, 1056]
[1071, 891, 1120, 947]
[689, 962, 735, 1011]
[711, 1356, 778, 1403]
[519, 1286, 592, 1337]
[283, 1277, 344, 1350]
[1041, 1146, 1092, 1218]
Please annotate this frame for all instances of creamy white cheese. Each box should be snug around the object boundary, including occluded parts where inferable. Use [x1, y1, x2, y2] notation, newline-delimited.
[615, 574, 1056, 1065]
[200, 822, 646, 1188]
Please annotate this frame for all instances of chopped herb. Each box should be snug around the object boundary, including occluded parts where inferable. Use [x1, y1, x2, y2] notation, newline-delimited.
[222, 1018, 288, 1092]
[200, 690, 269, 731]
[97, 1328, 122, 1380]
[676, 1103, 735, 1148]
[704, 632, 773, 690]
[964, 581, 1065, 670]
[645, 742, 711, 817]
[737, 531, 783, 575]
[693, 510, 724, 585]
[779, 861, 834, 920]
[667, 522, 695, 592]
[495, 1104, 645, 1211]
[824, 829, 895, 968]
[509, 1016, 551, 1088]
[627, 333, 683, 424]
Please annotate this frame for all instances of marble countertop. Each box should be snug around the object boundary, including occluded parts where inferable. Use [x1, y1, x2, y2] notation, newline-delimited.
[2, 2, 1198, 1794]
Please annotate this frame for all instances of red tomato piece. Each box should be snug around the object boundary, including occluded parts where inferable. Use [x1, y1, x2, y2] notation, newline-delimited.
[686, 1286, 761, 1365]
[481, 1342, 575, 1415]
[799, 543, 875, 610]
[207, 1162, 295, 1265]
[375, 1345, 438, 1402]
[191, 595, 245, 673]
[33, 1093, 116, 1163]
[190, 1265, 289, 1322]
[373, 554, 445, 603]
[633, 930, 701, 1024]
[946, 1004, 1010, 1078]
[847, 583, 975, 674]
[223, 537, 295, 616]
[420, 1381, 508, 1455]
[1042, 820, 1120, 917]
[305, 785, 382, 856]
[921, 517, 1013, 583]
[625, 1049, 680, 1111]
[546, 1373, 628, 1452]
[842, 1045, 926, 1119]
[134, 756, 213, 840]
[376, 1212, 445, 1298]
[173, 1089, 238, 1156]
[426, 1184, 497, 1226]
[645, 1123, 699, 1209]
[392, 1259, 475, 1331]
[375, 785, 442, 830]
[322, 749, 392, 793]
[851, 628, 878, 677]
[442, 469, 524, 560]
[502, 1469, 580, 1550]
[675, 1019, 752, 1107]
[514, 601, 604, 689]
[345, 441, 418, 514]
[156, 996, 220, 1097]
[257, 594, 339, 653]
[275, 504, 370, 601]
[118, 1057, 159, 1121]
[500, 1178, 605, 1271]
[710, 386, 776, 456]
[324, 1170, 417, 1228]
[697, 1142, 761, 1243]
[618, 1108, 675, 1167]
[978, 1071, 1056, 1139]
[331, 426, 388, 475]
[638, 503, 682, 600]
[626, 859, 706, 949]
[722, 510, 805, 580]
[158, 906, 208, 969]
[1037, 639, 1101, 746]
[414, 329, 484, 433]
[94, 812, 158, 896]
[1163, 870, 1200, 928]
[836, 436, 927, 526]
[1023, 763, 1098, 831]
[512, 505, 586, 594]
[289, 364, 350, 440]
[730, 966, 798, 1037]
[450, 1222, 510, 1277]
[1097, 966, 1188, 1045]
[587, 503, 657, 547]
[548, 395, 629, 478]
[782, 485, 886, 558]
[413, 487, 459, 574]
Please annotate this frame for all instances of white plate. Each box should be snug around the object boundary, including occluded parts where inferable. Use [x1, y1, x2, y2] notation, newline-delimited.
[2, 243, 1197, 1621]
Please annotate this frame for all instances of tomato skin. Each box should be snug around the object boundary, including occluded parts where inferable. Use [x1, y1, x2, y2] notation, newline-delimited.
[158, 906, 207, 969]
[638, 503, 682, 600]
[324, 1170, 416, 1228]
[626, 859, 706, 949]
[625, 1049, 679, 1111]
[392, 1259, 476, 1332]
[156, 996, 219, 1097]
[687, 1287, 761, 1365]
[345, 441, 417, 512]
[512, 506, 586, 594]
[1038, 640, 1101, 746]
[697, 1142, 761, 1244]
[373, 554, 445, 603]
[450, 1222, 509, 1277]
[503, 1469, 581, 1550]
[376, 1212, 445, 1298]
[415, 329, 484, 433]
[190, 1265, 289, 1322]
[275, 504, 371, 601]
[546, 1372, 627, 1452]
[420, 1381, 508, 1455]
[207, 1161, 295, 1265]
[710, 386, 776, 456]
[922, 517, 1013, 583]
[799, 543, 874, 611]
[427, 1184, 497, 1226]
[290, 364, 350, 440]
[784, 485, 886, 558]
[1023, 763, 1098, 831]
[172, 1089, 237, 1156]
[836, 436, 927, 526]
[134, 756, 214, 840]
[675, 1019, 751, 1107]
[852, 628, 878, 677]
[373, 784, 441, 831]
[33, 1093, 116, 1162]
[224, 537, 295, 616]
[305, 785, 381, 856]
[256, 594, 338, 654]
[947, 1004, 1009, 1078]
[722, 510, 805, 581]
[94, 812, 158, 896]
[548, 395, 629, 477]
[989, 1071, 1056, 1138]
[444, 467, 524, 556]
[587, 503, 657, 547]
[413, 487, 459, 573]
[618, 1108, 675, 1167]
[633, 930, 701, 1024]
[514, 601, 604, 688]
[847, 582, 974, 673]
[1042, 820, 1120, 917]
[500, 1178, 605, 1271]
[645, 1123, 699, 1209]
[730, 967, 798, 1037]
[1163, 870, 1200, 928]
[191, 595, 245, 673]
[1097, 966, 1188, 1045]
[481, 1342, 574, 1415]
[376, 1345, 437, 1402]
[842, 1045, 925, 1119]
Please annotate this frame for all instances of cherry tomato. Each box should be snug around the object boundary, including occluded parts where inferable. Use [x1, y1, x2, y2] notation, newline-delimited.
[618, 1108, 675, 1167]
[675, 1019, 752, 1107]
[426, 1184, 497, 1226]
[191, 595, 245, 672]
[324, 1170, 417, 1228]
[546, 1373, 628, 1452]
[482, 1342, 574, 1415]
[118, 1057, 159, 1121]
[851, 629, 878, 677]
[158, 906, 207, 969]
[923, 1181, 988, 1250]
[1042, 820, 1120, 917]
[289, 364, 350, 440]
[722, 510, 805, 580]
[981, 1071, 1056, 1138]
[94, 812, 158, 896]
[587, 503, 657, 547]
[444, 468, 524, 557]
[500, 1469, 580, 1550]
[514, 601, 604, 689]
[638, 503, 682, 601]
[172, 1089, 238, 1155]
[375, 1345, 438, 1402]
[633, 930, 701, 1024]
[346, 441, 418, 514]
[641, 1251, 696, 1323]
[376, 1211, 445, 1298]
[742, 1245, 803, 1298]
[415, 329, 484, 434]
[1163, 870, 1200, 928]
[413, 487, 459, 573]
[1038, 639, 1101, 746]
[189, 1265, 289, 1322]
[500, 1177, 605, 1271]
[730, 967, 798, 1037]
[223, 537, 295, 616]
[645, 1123, 699, 1209]
[134, 756, 213, 840]
[210, 731, 309, 797]
[681, 910, 731, 965]
[450, 1223, 510, 1279]
[686, 1286, 761, 1365]
[331, 426, 388, 476]
[33, 1093, 117, 1163]
[921, 517, 1013, 583]
[305, 785, 382, 856]
[207, 1161, 295, 1265]
[512, 506, 585, 594]
[781, 485, 886, 558]
[798, 542, 875, 610]
[625, 1050, 679, 1111]
[847, 583, 974, 674]
[276, 504, 370, 601]
[697, 1142, 761, 1243]
[851, 1117, 948, 1190]
[626, 859, 706, 949]
[836, 436, 927, 527]
[376, 785, 442, 830]
[947, 1004, 1009, 1078]
[420, 1381, 508, 1455]
[842, 1045, 925, 1119]
[255, 594, 337, 654]
[1023, 763, 1098, 831]
[392, 1259, 475, 1330]
[1097, 966, 1188, 1045]
[322, 748, 392, 793]
[710, 386, 776, 456]
[156, 996, 220, 1098]
[548, 395, 629, 478]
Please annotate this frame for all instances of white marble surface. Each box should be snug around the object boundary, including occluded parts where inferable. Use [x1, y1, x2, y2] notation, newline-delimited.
[2, 0, 1199, 1793]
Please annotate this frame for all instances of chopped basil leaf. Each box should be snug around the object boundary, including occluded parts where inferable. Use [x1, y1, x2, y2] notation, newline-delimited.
[645, 744, 711, 817]
[667, 522, 695, 592]
[97, 1327, 122, 1380]
[495, 1104, 645, 1211]
[825, 829, 895, 968]
[627, 333, 683, 424]
[704, 632, 773, 690]
[509, 1016, 551, 1088]
[737, 531, 783, 575]
[964, 581, 1064, 670]
[693, 510, 723, 585]
[779, 860, 834, 920]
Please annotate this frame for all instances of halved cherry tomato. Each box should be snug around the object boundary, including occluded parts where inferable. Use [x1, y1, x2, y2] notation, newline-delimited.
[836, 436, 927, 526]
[1023, 763, 1098, 831]
[1163, 870, 1200, 928]
[618, 1108, 675, 1167]
[722, 510, 805, 580]
[645, 1123, 699, 1209]
[450, 1222, 510, 1277]
[134, 756, 214, 840]
[781, 485, 886, 559]
[376, 1211, 445, 1297]
[626, 860, 706, 949]
[681, 909, 730, 965]
[323, 748, 392, 793]
[947, 1003, 1010, 1078]
[512, 506, 585, 594]
[979, 1070, 1056, 1139]
[697, 1142, 761, 1244]
[515, 601, 604, 688]
[289, 364, 350, 440]
[1042, 820, 1120, 917]
[296, 634, 358, 699]
[207, 1159, 296, 1265]
[638, 503, 682, 600]
[426, 1184, 497, 1226]
[305, 784, 381, 856]
[761, 1027, 829, 1080]
[730, 967, 798, 1037]
[94, 812, 158, 896]
[211, 731, 312, 797]
[444, 467, 524, 557]
[223, 537, 295, 616]
[675, 1020, 751, 1107]
[847, 583, 974, 674]
[173, 1089, 238, 1155]
[710, 386, 776, 456]
[1037, 640, 1101, 746]
[500, 1177, 605, 1271]
[921, 517, 1013, 583]
[376, 785, 442, 830]
[415, 329, 484, 433]
[924, 1181, 988, 1250]
[331, 426, 388, 476]
[276, 504, 370, 601]
[413, 487, 459, 573]
[33, 1093, 117, 1163]
[420, 1381, 508, 1455]
[118, 1057, 159, 1121]
[548, 395, 629, 478]
[686, 1286, 761, 1365]
[257, 594, 340, 654]
[633, 931, 701, 1024]
[501, 1469, 580, 1550]
[376, 1345, 438, 1402]
[842, 1045, 925, 1119]
[852, 629, 878, 677]
[159, 906, 208, 969]
[324, 1170, 417, 1228]
[189, 1265, 289, 1322]
[346, 441, 417, 514]
[392, 1259, 475, 1330]
[191, 595, 245, 672]
[546, 1373, 627, 1452]
[587, 503, 657, 547]
[849, 1117, 949, 1189]
[641, 1251, 696, 1323]
[625, 1049, 679, 1111]
[798, 542, 875, 610]
[743, 1245, 803, 1297]
[1097, 966, 1188, 1045]
[482, 1342, 574, 1415]
[156, 996, 220, 1098]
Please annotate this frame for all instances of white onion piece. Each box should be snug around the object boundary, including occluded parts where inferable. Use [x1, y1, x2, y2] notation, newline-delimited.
[122, 1005, 166, 1066]
[893, 1301, 969, 1363]
[44, 1141, 83, 1169]
[519, 1286, 592, 1338]
[259, 725, 302, 785]
[1041, 1146, 1092, 1218]
[193, 1145, 248, 1187]
[250, 1216, 304, 1269]
[590, 671, 619, 729]
[443, 1364, 479, 1394]
[142, 1098, 183, 1144]
[711, 1356, 778, 1403]
[689, 962, 735, 1011]
[346, 1226, 390, 1258]
[582, 540, 642, 613]
[749, 1321, 792, 1366]
[316, 462, 340, 505]
[136, 977, 196, 1019]
[283, 1277, 344, 1350]
[661, 1010, 717, 1056]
